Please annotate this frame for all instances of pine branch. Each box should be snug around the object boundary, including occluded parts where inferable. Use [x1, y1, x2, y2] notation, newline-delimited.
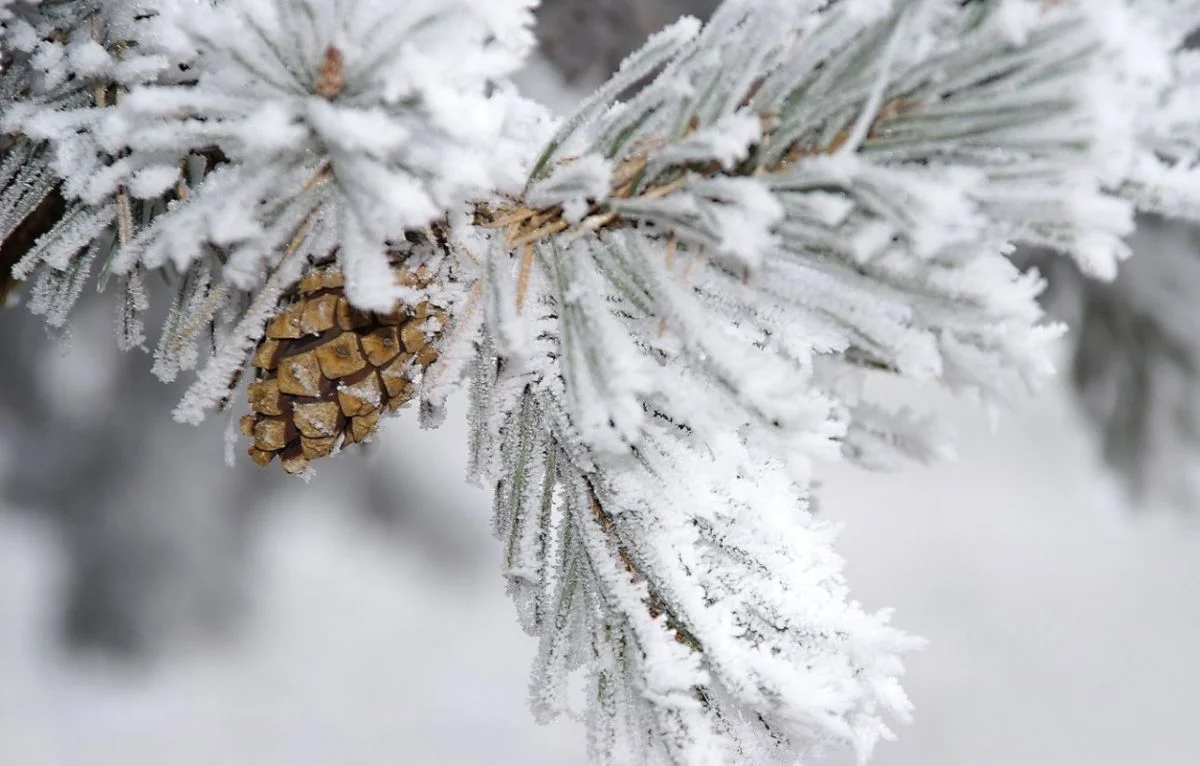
[1118, 38, 1200, 224]
[5, 1, 1200, 764]
[473, 355, 919, 764]
[479, 0, 1153, 485]
[1, 1, 186, 337]
[465, 2, 1185, 761]
[3, 0, 543, 419]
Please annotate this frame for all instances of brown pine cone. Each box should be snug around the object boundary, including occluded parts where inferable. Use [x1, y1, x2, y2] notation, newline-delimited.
[240, 264, 445, 474]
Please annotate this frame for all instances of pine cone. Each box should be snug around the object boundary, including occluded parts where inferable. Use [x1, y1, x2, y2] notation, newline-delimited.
[240, 264, 444, 474]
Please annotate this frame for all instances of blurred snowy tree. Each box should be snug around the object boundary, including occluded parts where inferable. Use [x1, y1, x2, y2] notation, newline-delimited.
[4, 0, 1200, 764]
[537, 0, 720, 85]
[1018, 216, 1200, 511]
[0, 289, 262, 656]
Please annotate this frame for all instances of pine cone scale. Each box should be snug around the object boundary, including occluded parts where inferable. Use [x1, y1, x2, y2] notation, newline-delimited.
[246, 379, 286, 416]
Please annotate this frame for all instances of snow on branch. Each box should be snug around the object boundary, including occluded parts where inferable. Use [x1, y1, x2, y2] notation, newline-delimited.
[482, 0, 1165, 480]
[470, 335, 921, 765]
[31, 0, 540, 310]
[3, 0, 547, 413]
[1116, 2, 1200, 225]
[1, 0, 181, 346]
[462, 1, 1183, 762]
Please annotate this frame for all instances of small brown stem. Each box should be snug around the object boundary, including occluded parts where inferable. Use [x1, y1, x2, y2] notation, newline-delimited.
[509, 219, 569, 250]
[515, 242, 535, 312]
[115, 192, 134, 245]
[586, 485, 702, 651]
[486, 206, 542, 230]
[639, 176, 687, 201]
[302, 162, 333, 192]
[682, 245, 700, 282]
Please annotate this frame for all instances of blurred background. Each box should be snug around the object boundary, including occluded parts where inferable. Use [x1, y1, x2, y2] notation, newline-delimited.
[2, 2, 1199, 764]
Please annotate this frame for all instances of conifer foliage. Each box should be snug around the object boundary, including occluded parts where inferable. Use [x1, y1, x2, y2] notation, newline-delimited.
[4, 1, 1200, 764]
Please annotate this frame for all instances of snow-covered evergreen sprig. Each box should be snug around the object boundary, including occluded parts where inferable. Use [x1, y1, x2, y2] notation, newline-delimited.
[1115, 1, 1200, 225]
[482, 0, 1159, 484]
[456, 1, 1177, 763]
[3, 0, 547, 416]
[1, 0, 180, 345]
[17, 0, 542, 311]
[469, 298, 922, 764]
